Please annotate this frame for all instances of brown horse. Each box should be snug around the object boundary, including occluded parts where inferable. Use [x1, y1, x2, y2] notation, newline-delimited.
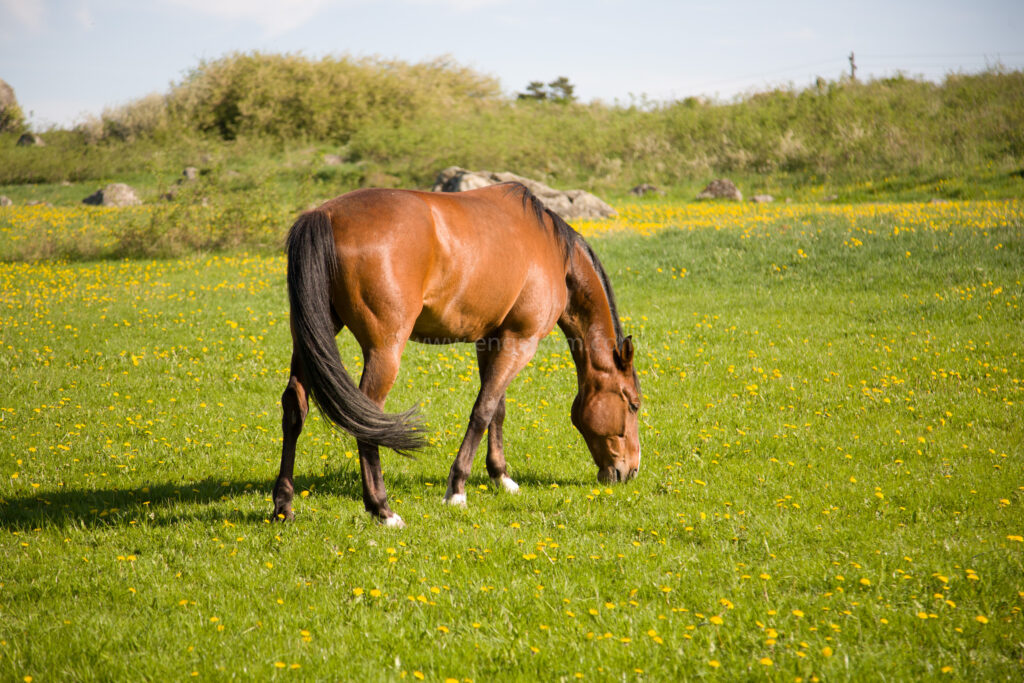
[272, 183, 641, 527]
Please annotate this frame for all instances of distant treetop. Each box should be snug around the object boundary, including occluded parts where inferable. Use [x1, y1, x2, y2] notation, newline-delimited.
[517, 77, 577, 103]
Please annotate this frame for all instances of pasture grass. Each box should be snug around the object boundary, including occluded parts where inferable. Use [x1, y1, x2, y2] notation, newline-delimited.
[2, 201, 1023, 681]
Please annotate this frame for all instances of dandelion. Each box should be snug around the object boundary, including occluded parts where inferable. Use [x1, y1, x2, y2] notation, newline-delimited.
[975, 615, 989, 624]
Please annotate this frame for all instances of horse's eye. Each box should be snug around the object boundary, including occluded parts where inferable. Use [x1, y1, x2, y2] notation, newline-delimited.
[628, 401, 639, 414]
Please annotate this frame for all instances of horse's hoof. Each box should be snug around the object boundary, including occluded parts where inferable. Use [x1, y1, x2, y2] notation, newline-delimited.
[491, 475, 520, 494]
[442, 492, 468, 507]
[381, 514, 405, 529]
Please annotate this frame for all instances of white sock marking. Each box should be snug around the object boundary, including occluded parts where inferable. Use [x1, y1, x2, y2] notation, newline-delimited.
[442, 490, 468, 507]
[492, 475, 520, 494]
[382, 514, 405, 529]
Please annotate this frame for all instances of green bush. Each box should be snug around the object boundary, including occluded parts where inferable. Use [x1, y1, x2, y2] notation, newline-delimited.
[164, 52, 500, 141]
[6, 57, 1023, 198]
[345, 68, 1024, 189]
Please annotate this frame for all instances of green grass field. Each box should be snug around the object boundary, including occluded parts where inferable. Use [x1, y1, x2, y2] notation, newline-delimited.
[2, 201, 1022, 681]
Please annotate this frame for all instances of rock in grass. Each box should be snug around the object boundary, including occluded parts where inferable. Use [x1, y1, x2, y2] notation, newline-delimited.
[433, 166, 616, 219]
[0, 195, 12, 206]
[696, 178, 742, 201]
[82, 183, 142, 207]
[750, 194, 774, 203]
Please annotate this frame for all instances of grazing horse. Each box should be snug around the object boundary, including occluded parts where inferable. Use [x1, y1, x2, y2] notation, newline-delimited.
[272, 183, 641, 527]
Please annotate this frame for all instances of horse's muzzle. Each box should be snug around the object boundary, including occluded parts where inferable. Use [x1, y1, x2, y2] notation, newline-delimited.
[598, 465, 639, 484]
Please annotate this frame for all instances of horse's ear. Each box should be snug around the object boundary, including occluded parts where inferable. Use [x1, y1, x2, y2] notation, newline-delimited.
[615, 336, 634, 370]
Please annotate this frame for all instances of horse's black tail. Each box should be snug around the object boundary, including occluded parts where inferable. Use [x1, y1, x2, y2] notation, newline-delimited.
[285, 210, 424, 454]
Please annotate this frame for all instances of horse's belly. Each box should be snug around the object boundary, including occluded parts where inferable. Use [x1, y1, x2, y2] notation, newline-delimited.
[410, 293, 516, 344]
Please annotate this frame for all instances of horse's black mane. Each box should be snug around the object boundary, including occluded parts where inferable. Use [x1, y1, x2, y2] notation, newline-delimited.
[503, 182, 576, 260]
[503, 182, 627, 348]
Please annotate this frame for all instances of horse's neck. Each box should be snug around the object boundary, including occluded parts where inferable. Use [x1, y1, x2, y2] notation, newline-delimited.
[557, 245, 619, 380]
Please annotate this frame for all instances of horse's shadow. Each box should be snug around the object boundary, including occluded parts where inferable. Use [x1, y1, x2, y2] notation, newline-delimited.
[0, 474, 347, 531]
[0, 466, 590, 531]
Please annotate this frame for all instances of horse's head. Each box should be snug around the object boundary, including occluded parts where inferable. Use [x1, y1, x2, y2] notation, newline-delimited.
[571, 336, 641, 483]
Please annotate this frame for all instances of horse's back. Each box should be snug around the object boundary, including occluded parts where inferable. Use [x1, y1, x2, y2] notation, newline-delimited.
[317, 185, 568, 344]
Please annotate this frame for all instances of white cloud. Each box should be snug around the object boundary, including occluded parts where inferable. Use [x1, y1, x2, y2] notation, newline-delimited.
[162, 0, 335, 36]
[0, 0, 46, 35]
[75, 1, 95, 30]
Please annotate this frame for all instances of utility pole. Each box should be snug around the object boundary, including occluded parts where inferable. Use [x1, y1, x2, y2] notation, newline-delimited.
[849, 51, 857, 81]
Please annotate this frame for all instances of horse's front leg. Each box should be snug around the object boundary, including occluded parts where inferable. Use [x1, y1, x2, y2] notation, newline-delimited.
[443, 336, 538, 506]
[476, 343, 518, 494]
[484, 394, 519, 494]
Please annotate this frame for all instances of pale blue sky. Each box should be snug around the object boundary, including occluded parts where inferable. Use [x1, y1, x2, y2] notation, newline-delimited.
[2, 0, 1022, 129]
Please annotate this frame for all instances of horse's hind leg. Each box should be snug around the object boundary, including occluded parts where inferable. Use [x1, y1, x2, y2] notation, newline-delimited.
[273, 352, 308, 521]
[357, 343, 406, 527]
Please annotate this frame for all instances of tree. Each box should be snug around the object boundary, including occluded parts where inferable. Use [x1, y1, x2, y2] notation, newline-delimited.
[517, 81, 547, 101]
[547, 76, 576, 103]
[517, 77, 577, 103]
